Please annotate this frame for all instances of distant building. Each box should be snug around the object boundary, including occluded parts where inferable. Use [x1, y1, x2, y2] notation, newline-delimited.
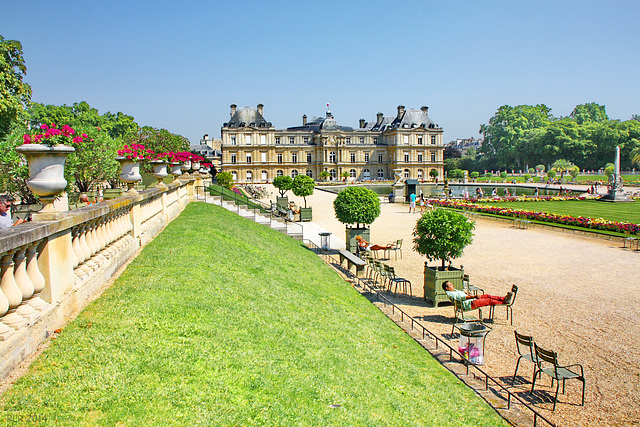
[219, 104, 444, 183]
[447, 137, 482, 155]
[191, 134, 222, 170]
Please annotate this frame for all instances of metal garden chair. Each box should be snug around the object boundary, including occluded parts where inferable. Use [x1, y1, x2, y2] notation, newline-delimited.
[531, 344, 585, 411]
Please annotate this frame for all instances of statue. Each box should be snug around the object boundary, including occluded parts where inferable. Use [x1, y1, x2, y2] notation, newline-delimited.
[599, 146, 634, 202]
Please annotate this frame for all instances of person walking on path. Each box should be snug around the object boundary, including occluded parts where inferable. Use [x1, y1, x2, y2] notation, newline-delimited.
[409, 192, 416, 213]
[419, 194, 426, 213]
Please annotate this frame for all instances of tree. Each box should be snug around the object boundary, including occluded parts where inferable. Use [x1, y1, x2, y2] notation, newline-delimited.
[413, 209, 474, 269]
[65, 126, 120, 192]
[0, 36, 32, 140]
[216, 171, 233, 189]
[569, 165, 580, 180]
[0, 126, 34, 202]
[547, 170, 557, 179]
[333, 187, 380, 228]
[470, 171, 479, 180]
[631, 146, 640, 167]
[429, 169, 438, 181]
[551, 159, 575, 180]
[272, 175, 293, 197]
[341, 170, 350, 182]
[443, 145, 462, 159]
[570, 102, 608, 125]
[291, 175, 315, 208]
[319, 170, 330, 181]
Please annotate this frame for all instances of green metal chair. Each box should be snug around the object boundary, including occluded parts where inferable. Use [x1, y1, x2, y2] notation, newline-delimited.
[531, 344, 585, 411]
[490, 284, 518, 325]
[450, 297, 483, 335]
[461, 271, 484, 296]
[384, 239, 403, 260]
[385, 265, 412, 296]
[513, 331, 539, 385]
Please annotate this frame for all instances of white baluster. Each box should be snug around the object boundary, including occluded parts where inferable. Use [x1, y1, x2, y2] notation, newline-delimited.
[0, 251, 28, 330]
[13, 246, 37, 322]
[26, 243, 48, 311]
[72, 227, 83, 266]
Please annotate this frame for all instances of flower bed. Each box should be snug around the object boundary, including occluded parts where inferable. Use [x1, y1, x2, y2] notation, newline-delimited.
[431, 198, 640, 234]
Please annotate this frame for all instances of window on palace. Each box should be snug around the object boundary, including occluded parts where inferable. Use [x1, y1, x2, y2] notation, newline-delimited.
[378, 153, 383, 163]
[245, 135, 252, 145]
[373, 137, 378, 144]
[417, 153, 423, 162]
[360, 137, 365, 144]
[306, 152, 312, 163]
[431, 135, 437, 145]
[277, 153, 283, 163]
[306, 169, 313, 178]
[404, 169, 410, 178]
[260, 135, 266, 145]
[363, 168, 370, 179]
[289, 136, 295, 144]
[231, 171, 237, 180]
[261, 152, 267, 163]
[417, 136, 423, 145]
[303, 136, 309, 144]
[230, 153, 237, 164]
[246, 171, 253, 181]
[404, 152, 410, 162]
[350, 152, 356, 163]
[417, 169, 423, 179]
[276, 170, 283, 177]
[403, 135, 409, 145]
[275, 137, 281, 145]
[346, 137, 351, 144]
[329, 151, 336, 162]
[292, 152, 298, 163]
[330, 169, 337, 180]
[350, 169, 356, 178]
[261, 170, 268, 181]
[431, 151, 436, 162]
[378, 169, 384, 178]
[291, 170, 298, 178]
[230, 135, 236, 145]
[246, 153, 252, 164]
[364, 152, 370, 162]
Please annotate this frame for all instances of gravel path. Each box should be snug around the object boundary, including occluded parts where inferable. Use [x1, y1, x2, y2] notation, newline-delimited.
[274, 185, 640, 427]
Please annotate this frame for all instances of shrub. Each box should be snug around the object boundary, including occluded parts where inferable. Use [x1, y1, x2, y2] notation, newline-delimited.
[413, 209, 474, 269]
[291, 175, 315, 208]
[524, 174, 531, 181]
[216, 171, 234, 189]
[333, 187, 380, 228]
[500, 171, 508, 179]
[470, 171, 479, 179]
[273, 175, 293, 197]
[547, 170, 557, 179]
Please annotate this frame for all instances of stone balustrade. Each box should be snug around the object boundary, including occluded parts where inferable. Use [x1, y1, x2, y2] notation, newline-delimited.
[0, 178, 196, 381]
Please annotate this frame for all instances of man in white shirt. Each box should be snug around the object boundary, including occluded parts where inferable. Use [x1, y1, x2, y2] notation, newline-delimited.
[0, 195, 25, 229]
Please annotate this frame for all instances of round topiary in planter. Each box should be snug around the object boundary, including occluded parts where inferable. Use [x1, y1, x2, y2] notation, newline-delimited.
[413, 209, 474, 306]
[291, 175, 315, 222]
[273, 175, 293, 209]
[333, 186, 381, 252]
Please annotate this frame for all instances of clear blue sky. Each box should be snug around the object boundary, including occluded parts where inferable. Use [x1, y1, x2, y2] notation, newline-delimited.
[3, 0, 639, 144]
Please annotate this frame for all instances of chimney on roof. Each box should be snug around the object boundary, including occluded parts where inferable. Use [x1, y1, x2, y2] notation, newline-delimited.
[230, 104, 237, 117]
[303, 115, 307, 125]
[376, 113, 384, 126]
[257, 104, 264, 116]
[421, 106, 429, 115]
[397, 105, 405, 119]
[359, 119, 365, 128]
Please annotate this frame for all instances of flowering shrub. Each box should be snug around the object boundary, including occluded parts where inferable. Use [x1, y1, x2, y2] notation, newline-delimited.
[170, 151, 204, 163]
[153, 151, 173, 162]
[430, 199, 640, 234]
[23, 123, 87, 146]
[118, 144, 154, 161]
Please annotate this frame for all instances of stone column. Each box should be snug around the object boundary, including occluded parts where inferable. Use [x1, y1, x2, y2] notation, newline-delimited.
[36, 230, 74, 303]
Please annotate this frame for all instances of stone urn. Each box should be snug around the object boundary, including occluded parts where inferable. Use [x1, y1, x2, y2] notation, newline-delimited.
[151, 160, 169, 189]
[170, 162, 182, 177]
[116, 157, 142, 195]
[181, 160, 191, 178]
[15, 144, 75, 213]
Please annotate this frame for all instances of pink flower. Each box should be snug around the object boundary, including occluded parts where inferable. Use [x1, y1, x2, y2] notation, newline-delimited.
[82, 133, 88, 138]
[72, 136, 83, 144]
[40, 124, 49, 130]
[23, 134, 31, 144]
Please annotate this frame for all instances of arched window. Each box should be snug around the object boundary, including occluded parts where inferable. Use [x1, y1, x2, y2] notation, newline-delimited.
[261, 170, 268, 181]
[306, 169, 313, 178]
[417, 169, 423, 179]
[350, 169, 357, 178]
[246, 171, 253, 181]
[291, 170, 298, 178]
[231, 171, 237, 180]
[329, 151, 336, 162]
[276, 170, 284, 177]
[362, 168, 370, 180]
[404, 168, 410, 179]
[377, 169, 384, 179]
[330, 169, 337, 180]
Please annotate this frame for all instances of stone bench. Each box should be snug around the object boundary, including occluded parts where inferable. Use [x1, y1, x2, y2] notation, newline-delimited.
[339, 250, 366, 277]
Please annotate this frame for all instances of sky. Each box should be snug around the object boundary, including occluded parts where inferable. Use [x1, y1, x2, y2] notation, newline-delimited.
[2, 0, 639, 144]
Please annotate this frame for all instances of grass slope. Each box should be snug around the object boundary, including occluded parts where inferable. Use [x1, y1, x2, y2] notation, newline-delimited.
[0, 203, 506, 426]
[476, 199, 640, 224]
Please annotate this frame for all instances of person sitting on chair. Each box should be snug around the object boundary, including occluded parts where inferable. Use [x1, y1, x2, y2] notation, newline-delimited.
[355, 235, 391, 252]
[443, 281, 513, 310]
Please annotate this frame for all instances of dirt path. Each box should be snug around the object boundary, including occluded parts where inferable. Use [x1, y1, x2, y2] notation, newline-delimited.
[276, 185, 640, 426]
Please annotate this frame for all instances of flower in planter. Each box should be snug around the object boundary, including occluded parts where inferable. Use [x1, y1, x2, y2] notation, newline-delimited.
[154, 151, 173, 162]
[118, 144, 153, 161]
[22, 123, 87, 146]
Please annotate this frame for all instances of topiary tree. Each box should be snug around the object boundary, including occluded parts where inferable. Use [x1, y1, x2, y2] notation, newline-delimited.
[429, 169, 438, 181]
[216, 171, 233, 189]
[528, 167, 536, 174]
[524, 173, 531, 182]
[273, 175, 293, 197]
[333, 187, 380, 228]
[552, 158, 575, 180]
[547, 170, 557, 179]
[470, 171, 479, 180]
[569, 165, 580, 180]
[500, 171, 508, 180]
[291, 175, 315, 208]
[535, 164, 545, 174]
[413, 209, 474, 269]
[319, 170, 330, 181]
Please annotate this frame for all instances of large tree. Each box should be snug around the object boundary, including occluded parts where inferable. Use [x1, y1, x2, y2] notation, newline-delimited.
[570, 102, 608, 125]
[479, 104, 553, 169]
[0, 35, 32, 140]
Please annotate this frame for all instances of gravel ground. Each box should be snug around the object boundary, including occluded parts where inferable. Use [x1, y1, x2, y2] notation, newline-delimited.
[275, 185, 640, 427]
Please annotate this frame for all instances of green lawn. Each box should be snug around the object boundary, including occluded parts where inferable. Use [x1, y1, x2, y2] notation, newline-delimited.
[0, 203, 506, 426]
[476, 199, 640, 224]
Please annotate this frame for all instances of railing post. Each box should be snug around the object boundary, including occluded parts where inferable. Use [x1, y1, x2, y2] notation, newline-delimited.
[36, 230, 74, 304]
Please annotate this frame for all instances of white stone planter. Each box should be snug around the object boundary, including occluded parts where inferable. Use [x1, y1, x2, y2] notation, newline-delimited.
[15, 144, 75, 213]
[170, 162, 182, 177]
[151, 160, 169, 189]
[116, 157, 142, 195]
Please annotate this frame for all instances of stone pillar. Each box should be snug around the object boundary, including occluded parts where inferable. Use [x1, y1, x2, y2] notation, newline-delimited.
[130, 204, 142, 238]
[36, 230, 74, 304]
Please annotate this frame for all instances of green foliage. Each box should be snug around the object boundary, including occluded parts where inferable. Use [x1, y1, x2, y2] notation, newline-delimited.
[551, 158, 575, 179]
[413, 209, 475, 269]
[604, 165, 614, 178]
[216, 171, 234, 189]
[570, 102, 608, 125]
[524, 174, 531, 181]
[569, 166, 580, 179]
[0, 36, 32, 140]
[66, 126, 120, 192]
[272, 175, 293, 196]
[448, 169, 464, 179]
[499, 171, 508, 179]
[535, 164, 545, 172]
[429, 169, 438, 178]
[528, 168, 536, 174]
[0, 126, 34, 202]
[470, 171, 479, 179]
[333, 187, 380, 227]
[340, 170, 350, 181]
[291, 175, 315, 208]
[319, 170, 330, 180]
[485, 172, 493, 177]
[547, 170, 557, 178]
[631, 146, 640, 167]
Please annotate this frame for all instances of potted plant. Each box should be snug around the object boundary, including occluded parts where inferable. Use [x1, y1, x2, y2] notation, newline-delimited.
[333, 187, 381, 252]
[319, 170, 330, 181]
[151, 151, 172, 189]
[117, 143, 151, 195]
[273, 175, 293, 209]
[413, 209, 474, 306]
[291, 175, 315, 222]
[16, 124, 86, 213]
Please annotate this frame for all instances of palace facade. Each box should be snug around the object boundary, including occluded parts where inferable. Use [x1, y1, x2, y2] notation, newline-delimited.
[220, 104, 444, 183]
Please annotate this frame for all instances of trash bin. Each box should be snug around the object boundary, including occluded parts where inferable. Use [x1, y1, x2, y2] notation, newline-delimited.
[319, 232, 331, 251]
[456, 322, 491, 365]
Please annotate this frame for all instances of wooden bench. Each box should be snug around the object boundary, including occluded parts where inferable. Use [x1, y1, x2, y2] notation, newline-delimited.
[339, 250, 366, 277]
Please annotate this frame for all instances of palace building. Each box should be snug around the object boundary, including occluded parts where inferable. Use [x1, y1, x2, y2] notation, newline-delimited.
[219, 104, 444, 183]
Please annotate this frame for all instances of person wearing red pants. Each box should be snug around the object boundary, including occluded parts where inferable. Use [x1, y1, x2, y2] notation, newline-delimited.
[443, 281, 513, 310]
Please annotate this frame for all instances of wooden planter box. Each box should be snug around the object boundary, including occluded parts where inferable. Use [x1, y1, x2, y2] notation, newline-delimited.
[423, 264, 464, 307]
[103, 188, 123, 200]
[345, 226, 370, 253]
[276, 196, 289, 210]
[299, 207, 312, 222]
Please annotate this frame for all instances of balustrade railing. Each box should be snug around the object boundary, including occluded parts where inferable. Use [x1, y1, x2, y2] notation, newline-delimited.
[0, 177, 195, 381]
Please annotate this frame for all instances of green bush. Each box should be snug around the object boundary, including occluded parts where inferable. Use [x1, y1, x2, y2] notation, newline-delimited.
[273, 175, 293, 196]
[499, 171, 508, 179]
[547, 170, 557, 179]
[524, 174, 531, 181]
[333, 187, 380, 228]
[291, 175, 315, 208]
[216, 171, 234, 189]
[413, 209, 474, 269]
[470, 171, 480, 179]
